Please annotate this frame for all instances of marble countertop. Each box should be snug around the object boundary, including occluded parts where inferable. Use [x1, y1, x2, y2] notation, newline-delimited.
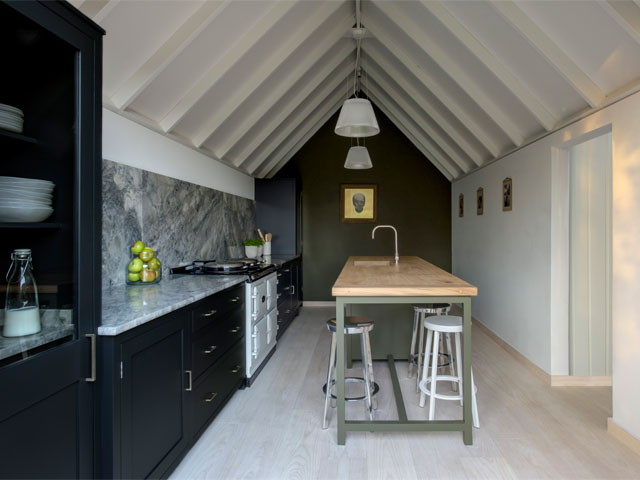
[100, 274, 246, 336]
[269, 254, 301, 266]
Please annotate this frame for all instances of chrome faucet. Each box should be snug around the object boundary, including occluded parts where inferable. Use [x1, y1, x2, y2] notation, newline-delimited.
[371, 225, 399, 264]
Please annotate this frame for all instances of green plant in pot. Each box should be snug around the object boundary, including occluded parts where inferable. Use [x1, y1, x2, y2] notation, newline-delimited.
[244, 238, 264, 258]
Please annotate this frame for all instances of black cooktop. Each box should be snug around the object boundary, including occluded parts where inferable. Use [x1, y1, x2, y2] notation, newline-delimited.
[170, 258, 276, 281]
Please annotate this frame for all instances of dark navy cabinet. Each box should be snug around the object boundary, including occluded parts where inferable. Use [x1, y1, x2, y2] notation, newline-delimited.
[255, 178, 301, 255]
[276, 258, 302, 339]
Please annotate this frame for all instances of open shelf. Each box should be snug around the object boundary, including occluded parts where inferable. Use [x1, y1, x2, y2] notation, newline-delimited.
[0, 222, 63, 229]
[0, 128, 38, 145]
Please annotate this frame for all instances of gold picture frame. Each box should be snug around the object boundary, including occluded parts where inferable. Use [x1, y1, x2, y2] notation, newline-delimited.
[502, 177, 512, 211]
[458, 193, 464, 218]
[340, 184, 378, 223]
[477, 187, 484, 215]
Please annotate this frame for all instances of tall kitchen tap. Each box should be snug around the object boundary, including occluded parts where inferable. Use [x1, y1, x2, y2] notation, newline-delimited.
[371, 225, 399, 264]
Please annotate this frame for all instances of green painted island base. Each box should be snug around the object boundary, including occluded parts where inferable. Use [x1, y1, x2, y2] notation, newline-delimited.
[335, 296, 473, 446]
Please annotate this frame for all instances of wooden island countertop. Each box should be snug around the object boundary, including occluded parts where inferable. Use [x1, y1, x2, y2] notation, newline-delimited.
[332, 256, 477, 297]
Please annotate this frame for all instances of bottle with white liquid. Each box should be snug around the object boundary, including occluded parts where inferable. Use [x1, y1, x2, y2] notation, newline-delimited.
[3, 248, 41, 337]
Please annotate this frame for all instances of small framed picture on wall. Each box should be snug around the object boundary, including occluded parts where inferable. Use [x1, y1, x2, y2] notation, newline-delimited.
[340, 184, 378, 223]
[458, 193, 464, 217]
[502, 177, 512, 211]
[477, 187, 484, 215]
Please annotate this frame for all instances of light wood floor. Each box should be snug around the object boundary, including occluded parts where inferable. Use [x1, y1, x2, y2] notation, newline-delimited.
[170, 307, 640, 479]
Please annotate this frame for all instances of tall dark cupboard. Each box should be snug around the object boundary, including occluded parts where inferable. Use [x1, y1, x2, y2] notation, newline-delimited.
[255, 178, 301, 255]
[0, 2, 103, 478]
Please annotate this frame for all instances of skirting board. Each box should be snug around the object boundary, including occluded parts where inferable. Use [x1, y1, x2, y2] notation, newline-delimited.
[303, 301, 336, 307]
[551, 376, 611, 386]
[608, 418, 640, 456]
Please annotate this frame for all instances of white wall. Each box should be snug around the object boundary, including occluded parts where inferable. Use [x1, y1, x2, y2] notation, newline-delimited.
[452, 91, 640, 441]
[102, 109, 254, 200]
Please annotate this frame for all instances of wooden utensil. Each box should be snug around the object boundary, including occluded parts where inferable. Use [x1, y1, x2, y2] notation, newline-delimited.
[257, 229, 265, 242]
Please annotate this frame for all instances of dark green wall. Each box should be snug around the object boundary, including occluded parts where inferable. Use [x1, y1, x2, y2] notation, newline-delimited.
[277, 105, 451, 301]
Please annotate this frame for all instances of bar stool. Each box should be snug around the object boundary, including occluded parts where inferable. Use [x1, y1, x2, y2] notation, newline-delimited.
[418, 315, 479, 428]
[408, 304, 452, 390]
[322, 316, 379, 429]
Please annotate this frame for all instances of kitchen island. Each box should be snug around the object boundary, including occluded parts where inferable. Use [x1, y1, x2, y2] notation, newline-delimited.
[332, 256, 477, 445]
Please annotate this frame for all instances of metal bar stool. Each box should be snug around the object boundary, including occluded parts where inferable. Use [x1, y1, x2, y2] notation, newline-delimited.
[322, 316, 379, 429]
[409, 303, 452, 391]
[418, 315, 479, 428]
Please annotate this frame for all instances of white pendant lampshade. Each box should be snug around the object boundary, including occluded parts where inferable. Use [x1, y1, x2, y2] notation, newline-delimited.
[335, 98, 379, 137]
[344, 146, 373, 169]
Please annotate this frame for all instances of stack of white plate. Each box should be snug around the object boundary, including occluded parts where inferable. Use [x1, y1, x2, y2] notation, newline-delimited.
[0, 103, 24, 134]
[0, 176, 54, 222]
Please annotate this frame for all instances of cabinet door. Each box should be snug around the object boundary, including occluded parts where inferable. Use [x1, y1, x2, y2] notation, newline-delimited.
[120, 314, 188, 479]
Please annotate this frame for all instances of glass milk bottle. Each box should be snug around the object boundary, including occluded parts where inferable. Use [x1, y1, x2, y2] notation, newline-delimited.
[3, 249, 41, 337]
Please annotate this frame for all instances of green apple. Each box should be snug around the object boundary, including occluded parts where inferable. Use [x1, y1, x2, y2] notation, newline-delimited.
[130, 240, 145, 254]
[139, 247, 155, 262]
[148, 257, 161, 271]
[128, 257, 143, 273]
[128, 272, 140, 282]
[140, 269, 157, 283]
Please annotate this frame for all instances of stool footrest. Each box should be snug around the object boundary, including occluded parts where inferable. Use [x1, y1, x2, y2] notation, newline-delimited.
[323, 377, 380, 402]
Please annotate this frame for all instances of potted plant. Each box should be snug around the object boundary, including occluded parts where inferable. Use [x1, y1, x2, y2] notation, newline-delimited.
[244, 238, 264, 258]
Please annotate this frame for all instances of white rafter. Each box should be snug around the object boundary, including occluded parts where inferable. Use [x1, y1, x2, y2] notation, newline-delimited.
[237, 60, 354, 170]
[372, 0, 524, 147]
[254, 86, 347, 177]
[264, 101, 343, 179]
[421, 0, 556, 131]
[363, 14, 502, 157]
[158, 0, 297, 133]
[192, 1, 347, 148]
[77, 0, 119, 23]
[217, 34, 355, 161]
[109, 0, 231, 111]
[365, 67, 471, 173]
[599, 1, 640, 48]
[490, 0, 605, 108]
[362, 49, 485, 167]
[366, 84, 460, 179]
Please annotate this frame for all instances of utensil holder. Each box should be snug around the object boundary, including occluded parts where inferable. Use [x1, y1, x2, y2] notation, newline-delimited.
[263, 242, 271, 256]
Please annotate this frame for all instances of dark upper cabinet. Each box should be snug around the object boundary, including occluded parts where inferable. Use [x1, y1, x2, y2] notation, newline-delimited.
[0, 2, 103, 478]
[255, 178, 301, 255]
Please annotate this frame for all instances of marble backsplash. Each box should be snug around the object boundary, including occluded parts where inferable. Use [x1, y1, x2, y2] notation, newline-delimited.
[102, 160, 255, 288]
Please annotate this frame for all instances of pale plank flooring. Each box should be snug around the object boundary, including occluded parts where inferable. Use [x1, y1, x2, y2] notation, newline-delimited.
[170, 307, 640, 479]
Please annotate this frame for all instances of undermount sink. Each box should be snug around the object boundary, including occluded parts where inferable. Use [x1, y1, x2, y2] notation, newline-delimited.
[354, 260, 391, 267]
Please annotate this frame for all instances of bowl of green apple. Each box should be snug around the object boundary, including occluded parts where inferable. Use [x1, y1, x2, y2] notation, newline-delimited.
[127, 240, 162, 285]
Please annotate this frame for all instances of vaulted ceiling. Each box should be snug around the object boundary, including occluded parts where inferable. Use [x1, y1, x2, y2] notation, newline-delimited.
[71, 0, 640, 181]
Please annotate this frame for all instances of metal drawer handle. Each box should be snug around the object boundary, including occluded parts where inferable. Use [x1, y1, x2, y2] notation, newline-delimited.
[204, 345, 217, 354]
[284, 268, 290, 272]
[186, 370, 193, 392]
[277, 293, 282, 298]
[229, 326, 241, 333]
[230, 365, 241, 373]
[85, 334, 96, 382]
[285, 310, 291, 314]
[277, 273, 282, 278]
[204, 392, 218, 403]
[203, 309, 217, 317]
[230, 296, 240, 303]
[290, 285, 295, 295]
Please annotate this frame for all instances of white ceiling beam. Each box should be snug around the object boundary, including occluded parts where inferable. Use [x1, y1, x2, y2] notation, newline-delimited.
[366, 92, 455, 181]
[421, 0, 556, 131]
[217, 34, 355, 160]
[372, 0, 524, 147]
[599, 1, 640, 48]
[365, 67, 471, 173]
[490, 0, 605, 108]
[255, 87, 347, 177]
[362, 49, 485, 167]
[109, 0, 230, 110]
[192, 1, 347, 148]
[365, 85, 460, 179]
[238, 62, 354, 171]
[363, 15, 502, 157]
[77, 0, 119, 23]
[264, 102, 343, 179]
[158, 0, 297, 133]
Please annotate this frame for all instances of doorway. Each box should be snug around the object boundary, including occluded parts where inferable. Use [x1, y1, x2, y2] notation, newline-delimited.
[568, 132, 612, 377]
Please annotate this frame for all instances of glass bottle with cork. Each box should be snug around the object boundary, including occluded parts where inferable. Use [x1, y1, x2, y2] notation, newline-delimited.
[3, 248, 41, 337]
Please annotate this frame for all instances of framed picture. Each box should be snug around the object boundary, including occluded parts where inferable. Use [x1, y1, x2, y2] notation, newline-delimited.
[340, 184, 377, 223]
[477, 187, 484, 215]
[458, 193, 464, 217]
[502, 177, 512, 211]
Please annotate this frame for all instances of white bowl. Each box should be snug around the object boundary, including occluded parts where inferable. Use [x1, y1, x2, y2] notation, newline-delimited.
[0, 205, 53, 222]
[0, 176, 54, 187]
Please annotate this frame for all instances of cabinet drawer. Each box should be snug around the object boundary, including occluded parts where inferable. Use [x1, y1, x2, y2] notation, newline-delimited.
[192, 285, 244, 333]
[276, 267, 291, 295]
[191, 342, 244, 436]
[192, 308, 244, 379]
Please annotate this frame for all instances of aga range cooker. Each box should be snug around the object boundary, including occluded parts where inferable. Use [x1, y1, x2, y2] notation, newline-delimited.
[170, 258, 278, 386]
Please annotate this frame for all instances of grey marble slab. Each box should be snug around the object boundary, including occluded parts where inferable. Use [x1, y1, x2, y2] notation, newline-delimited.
[102, 160, 256, 289]
[0, 309, 73, 361]
[100, 274, 246, 336]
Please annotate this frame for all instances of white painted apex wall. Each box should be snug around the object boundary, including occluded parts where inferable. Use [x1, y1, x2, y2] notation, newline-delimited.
[452, 91, 640, 442]
[102, 109, 255, 200]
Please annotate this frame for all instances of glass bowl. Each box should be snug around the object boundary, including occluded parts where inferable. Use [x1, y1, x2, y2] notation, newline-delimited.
[126, 248, 162, 285]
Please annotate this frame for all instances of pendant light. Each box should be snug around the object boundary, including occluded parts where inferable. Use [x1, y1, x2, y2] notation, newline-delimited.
[344, 142, 373, 169]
